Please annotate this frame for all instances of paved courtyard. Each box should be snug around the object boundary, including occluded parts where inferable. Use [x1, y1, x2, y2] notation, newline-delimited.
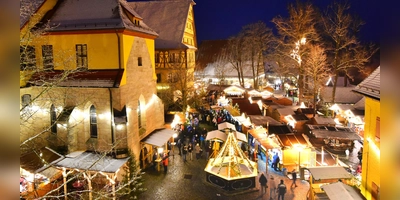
[140, 148, 310, 200]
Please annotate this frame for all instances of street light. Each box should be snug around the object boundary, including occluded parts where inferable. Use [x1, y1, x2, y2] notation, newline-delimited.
[293, 144, 306, 173]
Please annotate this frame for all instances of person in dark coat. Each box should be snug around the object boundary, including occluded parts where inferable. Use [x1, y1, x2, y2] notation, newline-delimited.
[277, 179, 287, 200]
[290, 169, 298, 187]
[258, 173, 268, 195]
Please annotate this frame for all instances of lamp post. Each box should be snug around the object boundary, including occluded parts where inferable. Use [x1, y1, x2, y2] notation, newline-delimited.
[293, 144, 305, 174]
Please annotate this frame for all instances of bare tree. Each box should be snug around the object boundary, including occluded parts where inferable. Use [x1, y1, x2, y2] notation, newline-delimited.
[321, 1, 379, 103]
[226, 34, 246, 87]
[213, 47, 231, 87]
[241, 21, 274, 89]
[271, 0, 320, 103]
[303, 45, 330, 116]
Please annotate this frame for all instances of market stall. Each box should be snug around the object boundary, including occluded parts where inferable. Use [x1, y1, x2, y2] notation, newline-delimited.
[306, 166, 359, 200]
[20, 147, 64, 199]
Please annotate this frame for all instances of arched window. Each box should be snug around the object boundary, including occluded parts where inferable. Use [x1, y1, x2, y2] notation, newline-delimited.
[90, 105, 97, 138]
[50, 105, 57, 134]
[137, 101, 142, 129]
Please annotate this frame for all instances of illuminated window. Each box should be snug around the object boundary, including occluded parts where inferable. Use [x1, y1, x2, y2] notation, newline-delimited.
[50, 105, 57, 134]
[90, 105, 97, 138]
[20, 45, 36, 70]
[138, 57, 142, 66]
[42, 45, 54, 70]
[137, 101, 142, 129]
[76, 44, 88, 68]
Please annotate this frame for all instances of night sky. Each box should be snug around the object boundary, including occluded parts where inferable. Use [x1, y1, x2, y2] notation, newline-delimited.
[193, 0, 380, 45]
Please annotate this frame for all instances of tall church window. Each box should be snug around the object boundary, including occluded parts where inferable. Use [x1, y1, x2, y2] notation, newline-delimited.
[90, 105, 97, 138]
[138, 101, 142, 129]
[20, 45, 36, 70]
[50, 104, 57, 134]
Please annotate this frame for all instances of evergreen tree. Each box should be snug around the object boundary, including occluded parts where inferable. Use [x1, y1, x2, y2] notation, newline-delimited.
[118, 150, 146, 199]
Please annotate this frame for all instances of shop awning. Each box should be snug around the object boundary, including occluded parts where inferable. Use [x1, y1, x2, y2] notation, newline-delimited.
[54, 151, 129, 173]
[307, 166, 353, 181]
[321, 182, 366, 200]
[141, 128, 176, 147]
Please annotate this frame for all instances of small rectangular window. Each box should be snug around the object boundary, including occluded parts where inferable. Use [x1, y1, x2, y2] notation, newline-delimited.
[138, 57, 142, 66]
[42, 45, 54, 70]
[76, 44, 88, 68]
[156, 73, 161, 83]
[20, 45, 36, 70]
[155, 53, 160, 63]
[21, 94, 31, 107]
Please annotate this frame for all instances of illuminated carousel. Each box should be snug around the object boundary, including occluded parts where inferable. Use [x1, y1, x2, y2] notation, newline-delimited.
[204, 128, 258, 191]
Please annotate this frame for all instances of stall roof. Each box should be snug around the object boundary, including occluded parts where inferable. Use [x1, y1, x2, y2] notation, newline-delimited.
[218, 122, 236, 131]
[206, 130, 247, 142]
[248, 115, 282, 126]
[307, 125, 361, 140]
[312, 116, 336, 125]
[268, 124, 292, 134]
[55, 151, 128, 173]
[307, 166, 353, 180]
[20, 147, 64, 174]
[206, 130, 227, 141]
[277, 134, 308, 147]
[141, 128, 176, 147]
[321, 182, 366, 200]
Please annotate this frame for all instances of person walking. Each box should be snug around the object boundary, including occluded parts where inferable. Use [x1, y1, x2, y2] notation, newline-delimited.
[188, 143, 193, 161]
[152, 151, 158, 171]
[195, 143, 201, 159]
[277, 179, 287, 200]
[177, 138, 182, 155]
[269, 176, 277, 200]
[291, 169, 298, 187]
[258, 173, 268, 195]
[162, 153, 169, 174]
[182, 144, 188, 162]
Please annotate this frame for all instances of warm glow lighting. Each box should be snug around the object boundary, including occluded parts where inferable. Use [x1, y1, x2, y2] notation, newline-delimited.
[300, 102, 306, 108]
[116, 124, 124, 130]
[158, 148, 164, 154]
[367, 137, 380, 157]
[173, 133, 178, 138]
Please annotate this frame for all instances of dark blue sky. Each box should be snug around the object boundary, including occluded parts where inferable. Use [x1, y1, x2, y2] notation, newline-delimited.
[194, 0, 379, 45]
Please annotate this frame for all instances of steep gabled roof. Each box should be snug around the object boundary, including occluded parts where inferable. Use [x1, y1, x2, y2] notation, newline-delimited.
[20, 0, 46, 29]
[26, 0, 158, 36]
[196, 40, 229, 71]
[352, 66, 380, 100]
[321, 86, 363, 104]
[129, 0, 194, 49]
